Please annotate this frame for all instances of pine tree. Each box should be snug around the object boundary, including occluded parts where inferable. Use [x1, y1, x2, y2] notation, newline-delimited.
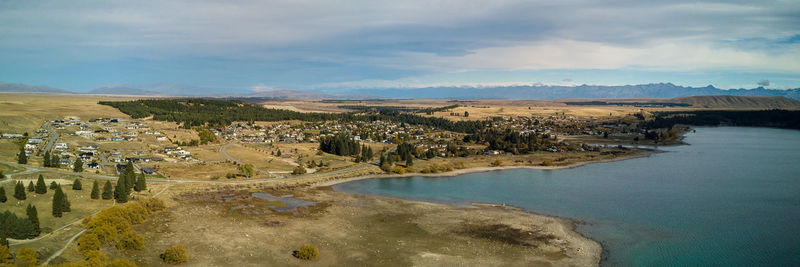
[406, 156, 413, 166]
[43, 151, 51, 167]
[51, 154, 60, 168]
[62, 189, 71, 212]
[135, 172, 147, 192]
[0, 187, 6, 203]
[102, 181, 113, 200]
[50, 181, 59, 190]
[73, 157, 84, 173]
[17, 146, 27, 164]
[26, 204, 40, 234]
[27, 181, 35, 192]
[90, 180, 100, 199]
[124, 162, 135, 189]
[114, 180, 129, 203]
[72, 179, 82, 190]
[52, 187, 71, 217]
[52, 187, 63, 217]
[35, 175, 47, 194]
[15, 181, 27, 200]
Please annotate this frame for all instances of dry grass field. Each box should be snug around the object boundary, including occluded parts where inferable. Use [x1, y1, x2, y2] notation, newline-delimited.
[154, 162, 242, 180]
[0, 93, 135, 133]
[2, 175, 114, 238]
[57, 186, 599, 266]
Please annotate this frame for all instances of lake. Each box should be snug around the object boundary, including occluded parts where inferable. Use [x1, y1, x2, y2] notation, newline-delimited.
[334, 127, 800, 266]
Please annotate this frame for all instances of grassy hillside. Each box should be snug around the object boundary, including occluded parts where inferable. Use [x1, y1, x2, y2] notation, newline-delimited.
[671, 95, 800, 109]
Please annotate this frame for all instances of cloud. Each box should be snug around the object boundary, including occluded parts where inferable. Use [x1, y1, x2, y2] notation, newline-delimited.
[0, 0, 798, 90]
[250, 84, 278, 92]
[758, 80, 770, 87]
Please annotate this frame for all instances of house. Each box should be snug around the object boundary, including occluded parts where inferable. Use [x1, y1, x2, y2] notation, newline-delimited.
[87, 162, 100, 169]
[156, 136, 168, 141]
[116, 164, 128, 174]
[79, 152, 94, 160]
[1, 133, 24, 139]
[140, 167, 156, 175]
[55, 143, 68, 150]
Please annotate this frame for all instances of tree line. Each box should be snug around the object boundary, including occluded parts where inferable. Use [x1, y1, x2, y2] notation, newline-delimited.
[640, 110, 800, 130]
[464, 129, 565, 154]
[319, 134, 361, 156]
[100, 99, 488, 133]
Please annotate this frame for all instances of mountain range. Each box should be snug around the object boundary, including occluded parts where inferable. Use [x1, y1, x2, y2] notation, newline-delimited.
[343, 83, 800, 100]
[2, 82, 799, 101]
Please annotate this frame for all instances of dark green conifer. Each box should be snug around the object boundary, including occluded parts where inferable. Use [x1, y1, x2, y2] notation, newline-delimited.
[102, 181, 113, 200]
[35, 175, 47, 194]
[0, 187, 6, 203]
[27, 181, 35, 192]
[72, 179, 82, 190]
[124, 162, 135, 188]
[51, 154, 60, 168]
[90, 180, 100, 199]
[73, 157, 83, 172]
[17, 146, 27, 164]
[26, 204, 40, 234]
[52, 186, 71, 217]
[43, 151, 51, 167]
[135, 172, 147, 192]
[52, 187, 64, 217]
[50, 181, 58, 190]
[14, 181, 26, 200]
[114, 178, 129, 203]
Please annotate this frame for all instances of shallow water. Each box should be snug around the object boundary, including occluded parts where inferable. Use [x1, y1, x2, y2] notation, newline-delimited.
[334, 127, 800, 266]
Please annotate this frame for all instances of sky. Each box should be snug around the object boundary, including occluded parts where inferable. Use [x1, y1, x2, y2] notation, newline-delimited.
[1, 0, 799, 93]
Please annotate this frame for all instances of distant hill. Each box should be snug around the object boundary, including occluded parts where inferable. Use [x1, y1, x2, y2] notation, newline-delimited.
[248, 90, 335, 99]
[671, 95, 800, 109]
[2, 81, 800, 101]
[345, 83, 800, 100]
[88, 86, 160, 95]
[244, 89, 374, 99]
[0, 82, 73, 94]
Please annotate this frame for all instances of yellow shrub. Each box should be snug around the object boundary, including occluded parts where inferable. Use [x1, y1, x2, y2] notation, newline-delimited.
[0, 245, 10, 264]
[392, 166, 406, 174]
[160, 245, 188, 264]
[293, 244, 319, 260]
[115, 230, 144, 250]
[77, 233, 101, 256]
[139, 198, 166, 212]
[15, 248, 38, 267]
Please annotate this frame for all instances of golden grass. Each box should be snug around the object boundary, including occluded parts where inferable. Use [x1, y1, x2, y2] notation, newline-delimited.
[0, 93, 136, 133]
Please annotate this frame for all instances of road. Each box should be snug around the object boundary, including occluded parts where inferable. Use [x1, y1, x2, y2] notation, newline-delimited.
[42, 121, 59, 153]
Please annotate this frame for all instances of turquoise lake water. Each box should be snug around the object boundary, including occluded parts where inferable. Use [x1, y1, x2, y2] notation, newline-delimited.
[334, 127, 800, 266]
